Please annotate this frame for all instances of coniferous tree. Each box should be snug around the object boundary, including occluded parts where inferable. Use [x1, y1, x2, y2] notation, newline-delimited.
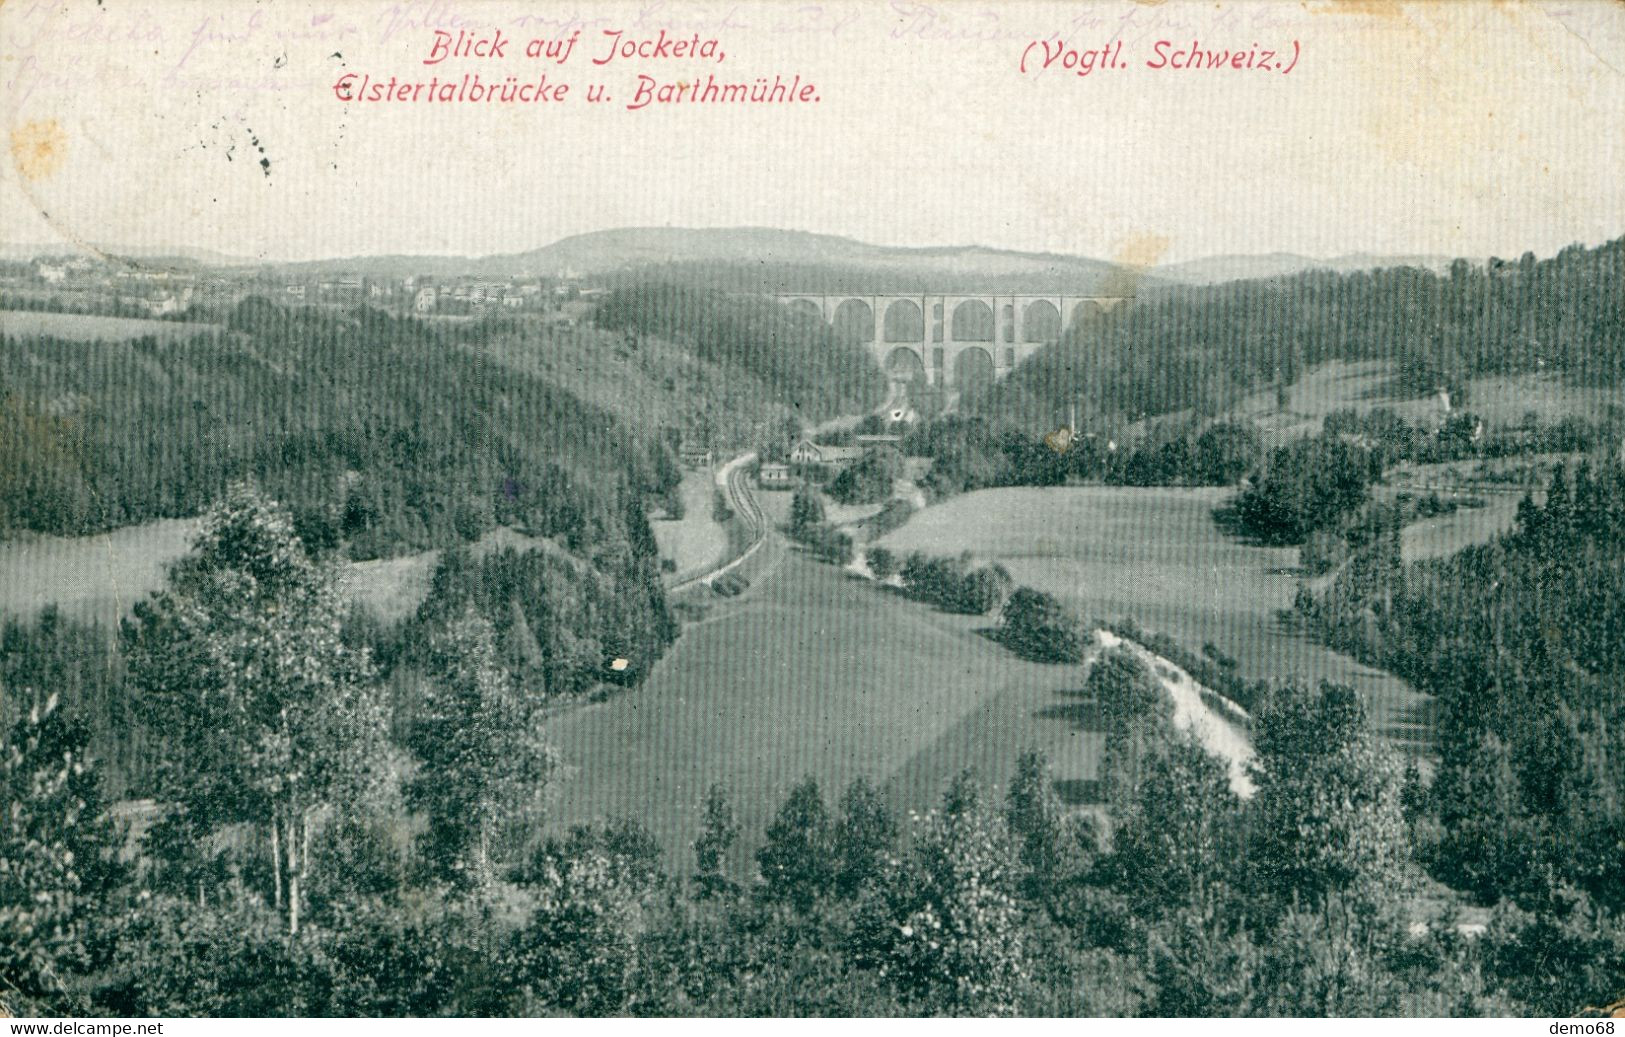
[1004, 749, 1083, 907]
[788, 484, 826, 536]
[1091, 647, 1173, 808]
[693, 783, 740, 899]
[756, 778, 837, 910]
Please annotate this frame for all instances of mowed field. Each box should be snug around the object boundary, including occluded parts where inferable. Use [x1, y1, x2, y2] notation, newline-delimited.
[650, 470, 729, 584]
[1397, 495, 1521, 563]
[0, 519, 200, 628]
[0, 309, 219, 341]
[545, 546, 1109, 873]
[1222, 359, 1620, 448]
[874, 486, 1435, 755]
[0, 521, 555, 629]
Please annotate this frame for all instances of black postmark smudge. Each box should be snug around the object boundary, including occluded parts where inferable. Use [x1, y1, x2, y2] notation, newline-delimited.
[244, 126, 271, 177]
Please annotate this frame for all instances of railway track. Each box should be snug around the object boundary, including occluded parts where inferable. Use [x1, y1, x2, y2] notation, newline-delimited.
[669, 392, 904, 594]
[670, 451, 766, 592]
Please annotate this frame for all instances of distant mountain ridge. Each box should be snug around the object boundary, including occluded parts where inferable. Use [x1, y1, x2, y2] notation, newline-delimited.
[275, 227, 1162, 294]
[5, 228, 1470, 291]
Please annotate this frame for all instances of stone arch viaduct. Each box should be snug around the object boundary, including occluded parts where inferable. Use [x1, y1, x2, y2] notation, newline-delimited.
[773, 292, 1132, 388]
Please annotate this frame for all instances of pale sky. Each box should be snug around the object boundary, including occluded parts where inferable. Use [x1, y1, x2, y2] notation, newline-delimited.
[3, 0, 1623, 265]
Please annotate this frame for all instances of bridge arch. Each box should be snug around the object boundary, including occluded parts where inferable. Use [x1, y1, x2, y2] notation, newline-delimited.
[883, 346, 926, 383]
[1023, 300, 1062, 341]
[883, 299, 923, 342]
[952, 347, 995, 392]
[787, 298, 824, 322]
[832, 298, 874, 342]
[1070, 300, 1106, 328]
[951, 299, 995, 341]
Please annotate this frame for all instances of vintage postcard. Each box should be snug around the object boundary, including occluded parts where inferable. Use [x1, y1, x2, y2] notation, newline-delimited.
[2, 0, 1623, 1023]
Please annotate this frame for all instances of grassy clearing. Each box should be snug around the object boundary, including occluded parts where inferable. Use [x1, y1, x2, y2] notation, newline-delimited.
[0, 522, 556, 629]
[1231, 360, 1436, 447]
[874, 485, 1435, 757]
[1221, 359, 1616, 449]
[1397, 496, 1521, 563]
[1117, 360, 1425, 448]
[1376, 453, 1572, 563]
[0, 518, 199, 629]
[0, 310, 219, 342]
[1459, 371, 1623, 426]
[545, 548, 1107, 872]
[823, 497, 887, 529]
[344, 551, 440, 625]
[651, 470, 729, 584]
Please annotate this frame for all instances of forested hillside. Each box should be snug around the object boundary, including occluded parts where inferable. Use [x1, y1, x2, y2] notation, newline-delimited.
[458, 315, 800, 457]
[0, 299, 673, 552]
[0, 285, 903, 796]
[591, 258, 1143, 296]
[0, 299, 689, 793]
[1297, 457, 1625, 907]
[978, 237, 1624, 427]
[593, 283, 887, 420]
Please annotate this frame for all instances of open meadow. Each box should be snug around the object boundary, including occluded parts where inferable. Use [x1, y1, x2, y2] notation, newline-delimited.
[1395, 495, 1522, 563]
[545, 546, 1114, 872]
[0, 518, 199, 629]
[0, 521, 560, 629]
[874, 485, 1436, 756]
[1221, 359, 1619, 448]
[650, 469, 730, 584]
[0, 309, 219, 341]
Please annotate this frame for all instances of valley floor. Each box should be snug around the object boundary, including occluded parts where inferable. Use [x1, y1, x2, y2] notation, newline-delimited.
[651, 468, 730, 585]
[546, 484, 1333, 872]
[0, 478, 1451, 877]
[546, 542, 1113, 873]
[874, 485, 1439, 756]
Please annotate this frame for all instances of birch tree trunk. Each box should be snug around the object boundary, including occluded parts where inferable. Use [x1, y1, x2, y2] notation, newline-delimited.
[285, 813, 301, 936]
[271, 808, 283, 910]
[478, 817, 491, 887]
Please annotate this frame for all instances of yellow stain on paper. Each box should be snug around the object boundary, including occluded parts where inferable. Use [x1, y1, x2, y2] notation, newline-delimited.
[11, 119, 67, 182]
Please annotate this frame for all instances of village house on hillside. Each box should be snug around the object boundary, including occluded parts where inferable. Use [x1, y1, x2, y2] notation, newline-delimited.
[790, 439, 867, 467]
[757, 462, 794, 488]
